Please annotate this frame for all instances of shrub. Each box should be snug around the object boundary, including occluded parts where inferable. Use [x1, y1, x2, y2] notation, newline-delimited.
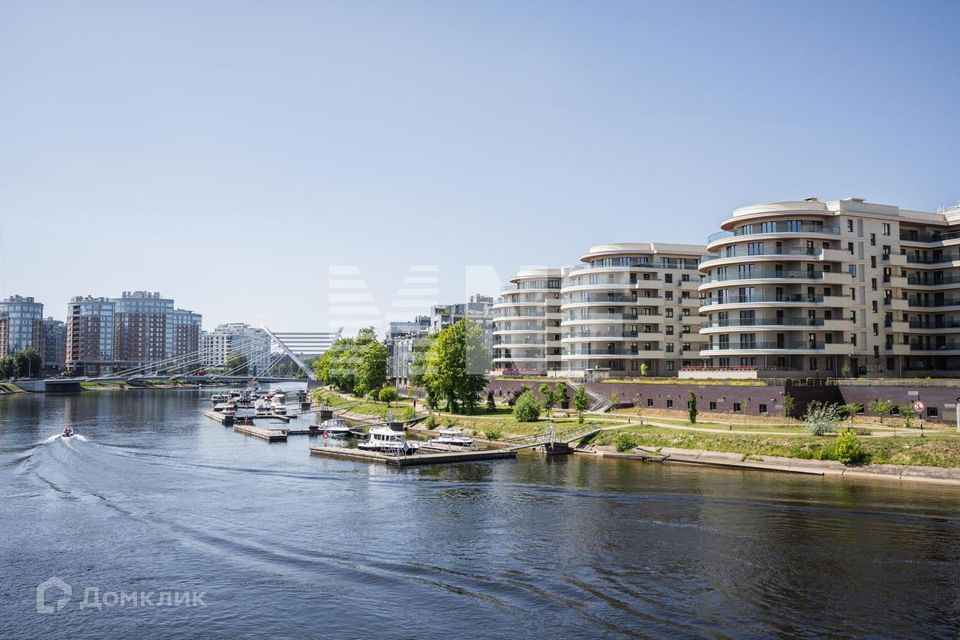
[610, 391, 620, 408]
[377, 387, 399, 405]
[783, 394, 797, 419]
[423, 415, 439, 429]
[868, 399, 894, 424]
[898, 403, 916, 428]
[513, 392, 541, 422]
[613, 432, 637, 452]
[486, 391, 496, 413]
[483, 428, 502, 440]
[834, 429, 865, 464]
[688, 391, 698, 424]
[803, 401, 843, 436]
[442, 416, 457, 428]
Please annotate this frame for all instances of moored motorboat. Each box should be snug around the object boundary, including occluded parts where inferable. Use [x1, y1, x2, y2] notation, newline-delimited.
[270, 397, 287, 415]
[319, 418, 351, 437]
[430, 427, 473, 447]
[357, 427, 420, 455]
[61, 426, 75, 438]
[254, 399, 272, 416]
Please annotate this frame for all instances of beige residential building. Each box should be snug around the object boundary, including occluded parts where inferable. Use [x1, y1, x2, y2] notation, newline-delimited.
[492, 269, 563, 375]
[698, 197, 960, 377]
[560, 243, 707, 379]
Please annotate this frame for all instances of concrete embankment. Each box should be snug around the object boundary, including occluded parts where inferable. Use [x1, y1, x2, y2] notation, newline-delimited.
[578, 445, 960, 486]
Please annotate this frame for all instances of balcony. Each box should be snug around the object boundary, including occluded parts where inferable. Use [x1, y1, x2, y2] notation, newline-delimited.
[882, 253, 907, 266]
[707, 223, 841, 244]
[700, 293, 826, 307]
[906, 274, 960, 287]
[701, 317, 827, 329]
[906, 253, 960, 265]
[700, 340, 847, 352]
[701, 269, 849, 285]
[900, 229, 960, 244]
[910, 342, 960, 352]
[907, 297, 960, 308]
[909, 319, 960, 330]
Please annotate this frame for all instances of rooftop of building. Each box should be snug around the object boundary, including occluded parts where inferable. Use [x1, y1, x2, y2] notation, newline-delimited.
[726, 197, 960, 228]
[579, 242, 708, 262]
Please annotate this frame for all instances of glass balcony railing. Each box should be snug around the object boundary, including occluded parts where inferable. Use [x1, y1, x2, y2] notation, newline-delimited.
[700, 247, 826, 266]
[910, 342, 960, 351]
[701, 318, 828, 328]
[907, 298, 960, 307]
[906, 254, 960, 264]
[707, 223, 841, 243]
[700, 294, 825, 306]
[907, 275, 960, 286]
[702, 340, 841, 351]
[701, 270, 834, 284]
[909, 320, 960, 329]
[900, 229, 960, 243]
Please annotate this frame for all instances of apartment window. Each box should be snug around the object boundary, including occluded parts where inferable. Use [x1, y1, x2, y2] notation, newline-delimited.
[871, 278, 877, 291]
[874, 345, 880, 358]
[682, 325, 691, 334]
[787, 220, 802, 232]
[664, 291, 673, 300]
[666, 326, 674, 335]
[647, 398, 654, 407]
[872, 323, 879, 336]
[666, 398, 674, 408]
[666, 362, 675, 372]
[882, 223, 891, 236]
[682, 308, 691, 317]
[872, 301, 878, 313]
[850, 333, 857, 346]
[871, 256, 877, 269]
[847, 220, 854, 232]
[850, 287, 856, 301]
[927, 407, 939, 418]
[826, 357, 834, 371]
[747, 242, 764, 256]
[761, 221, 776, 234]
[847, 241, 854, 254]
[733, 402, 742, 413]
[665, 273, 673, 284]
[666, 343, 674, 352]
[709, 402, 717, 411]
[759, 404, 768, 414]
[681, 273, 690, 282]
[870, 233, 876, 247]
[848, 264, 857, 277]
[665, 309, 674, 318]
[809, 358, 818, 371]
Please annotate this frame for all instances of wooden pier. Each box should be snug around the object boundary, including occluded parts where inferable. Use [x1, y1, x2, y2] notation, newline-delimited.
[234, 423, 288, 442]
[309, 445, 516, 467]
[203, 411, 234, 426]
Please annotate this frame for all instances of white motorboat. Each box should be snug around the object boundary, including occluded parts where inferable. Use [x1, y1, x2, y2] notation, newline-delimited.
[357, 427, 420, 455]
[270, 397, 287, 415]
[430, 427, 473, 447]
[254, 399, 272, 416]
[211, 393, 228, 403]
[319, 418, 351, 437]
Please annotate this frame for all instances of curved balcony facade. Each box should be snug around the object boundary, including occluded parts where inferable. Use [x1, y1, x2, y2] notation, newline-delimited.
[492, 269, 563, 375]
[559, 243, 707, 379]
[699, 202, 857, 374]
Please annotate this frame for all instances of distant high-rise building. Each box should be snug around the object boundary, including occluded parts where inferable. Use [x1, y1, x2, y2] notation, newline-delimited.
[65, 292, 201, 376]
[430, 295, 495, 363]
[200, 323, 271, 375]
[0, 295, 44, 358]
[42, 317, 66, 373]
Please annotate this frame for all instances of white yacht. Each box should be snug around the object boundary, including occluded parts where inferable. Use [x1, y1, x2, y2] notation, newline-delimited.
[430, 427, 473, 447]
[319, 418, 351, 437]
[254, 399, 272, 416]
[357, 427, 420, 455]
[270, 397, 287, 415]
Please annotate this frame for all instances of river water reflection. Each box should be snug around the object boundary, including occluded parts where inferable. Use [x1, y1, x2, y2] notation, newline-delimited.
[2, 388, 959, 638]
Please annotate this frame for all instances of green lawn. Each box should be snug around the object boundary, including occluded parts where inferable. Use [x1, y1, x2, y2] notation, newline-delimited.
[591, 425, 960, 467]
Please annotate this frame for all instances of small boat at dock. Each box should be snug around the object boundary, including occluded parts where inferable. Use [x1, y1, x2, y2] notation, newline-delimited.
[430, 427, 473, 447]
[357, 427, 420, 455]
[319, 418, 351, 437]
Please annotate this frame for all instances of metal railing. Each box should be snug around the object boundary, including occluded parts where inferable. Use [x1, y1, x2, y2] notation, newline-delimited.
[708, 223, 841, 243]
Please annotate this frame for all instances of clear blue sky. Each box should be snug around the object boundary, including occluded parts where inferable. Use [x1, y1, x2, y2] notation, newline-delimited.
[1, 0, 958, 331]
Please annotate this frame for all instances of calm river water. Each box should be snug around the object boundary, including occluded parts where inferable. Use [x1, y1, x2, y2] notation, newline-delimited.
[2, 388, 959, 639]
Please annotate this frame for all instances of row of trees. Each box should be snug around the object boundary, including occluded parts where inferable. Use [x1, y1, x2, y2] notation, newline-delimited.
[512, 383, 590, 423]
[0, 349, 42, 378]
[313, 327, 388, 397]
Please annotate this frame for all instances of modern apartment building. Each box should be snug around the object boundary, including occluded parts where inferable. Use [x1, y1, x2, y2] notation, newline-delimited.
[697, 197, 960, 377]
[66, 296, 116, 376]
[66, 292, 201, 376]
[199, 323, 271, 375]
[492, 269, 563, 376]
[560, 243, 707, 379]
[430, 294, 495, 358]
[386, 316, 430, 385]
[0, 295, 44, 358]
[42, 317, 66, 372]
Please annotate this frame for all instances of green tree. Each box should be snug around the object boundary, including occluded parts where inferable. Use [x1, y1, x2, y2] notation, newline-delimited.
[486, 391, 496, 413]
[782, 394, 797, 419]
[414, 319, 488, 414]
[574, 385, 589, 424]
[313, 327, 387, 396]
[539, 383, 555, 414]
[13, 349, 41, 378]
[640, 363, 649, 377]
[634, 397, 644, 424]
[838, 403, 863, 428]
[898, 403, 916, 428]
[613, 432, 637, 452]
[803, 401, 843, 436]
[554, 382, 569, 409]
[378, 386, 399, 405]
[512, 391, 540, 422]
[224, 353, 248, 376]
[868, 399, 894, 425]
[688, 391, 698, 424]
[610, 391, 620, 407]
[0, 355, 14, 378]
